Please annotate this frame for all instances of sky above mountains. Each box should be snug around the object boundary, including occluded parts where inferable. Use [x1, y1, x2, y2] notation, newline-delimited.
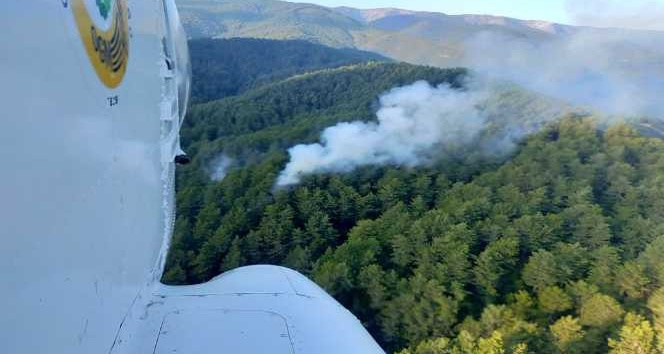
[307, 0, 664, 30]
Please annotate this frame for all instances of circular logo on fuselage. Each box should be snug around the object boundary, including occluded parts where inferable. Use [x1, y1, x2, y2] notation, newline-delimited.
[71, 0, 129, 89]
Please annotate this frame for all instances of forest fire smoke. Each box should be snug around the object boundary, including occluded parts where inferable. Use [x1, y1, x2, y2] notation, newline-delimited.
[464, 26, 664, 120]
[209, 154, 233, 181]
[277, 81, 491, 186]
[277, 0, 664, 187]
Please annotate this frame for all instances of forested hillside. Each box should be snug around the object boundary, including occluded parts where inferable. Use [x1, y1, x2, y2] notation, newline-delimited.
[189, 38, 387, 103]
[179, 62, 466, 166]
[177, 0, 362, 47]
[165, 61, 664, 353]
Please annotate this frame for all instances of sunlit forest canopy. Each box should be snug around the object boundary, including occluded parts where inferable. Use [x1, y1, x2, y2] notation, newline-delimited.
[164, 38, 664, 353]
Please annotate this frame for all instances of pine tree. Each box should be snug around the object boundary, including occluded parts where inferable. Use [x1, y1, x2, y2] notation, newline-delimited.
[550, 316, 584, 352]
[523, 250, 560, 291]
[639, 236, 664, 288]
[616, 261, 650, 299]
[538, 286, 573, 315]
[608, 313, 656, 354]
[220, 237, 244, 272]
[579, 294, 624, 328]
[474, 236, 520, 300]
[647, 288, 664, 353]
[587, 246, 621, 294]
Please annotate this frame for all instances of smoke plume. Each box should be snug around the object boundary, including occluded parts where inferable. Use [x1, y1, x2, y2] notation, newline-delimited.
[467, 31, 664, 120]
[209, 154, 233, 181]
[277, 2, 664, 187]
[278, 81, 521, 187]
[464, 13, 664, 120]
[566, 0, 664, 31]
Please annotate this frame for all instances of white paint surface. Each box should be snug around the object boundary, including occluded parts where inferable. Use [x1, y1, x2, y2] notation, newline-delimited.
[0, 1, 384, 354]
[113, 266, 384, 354]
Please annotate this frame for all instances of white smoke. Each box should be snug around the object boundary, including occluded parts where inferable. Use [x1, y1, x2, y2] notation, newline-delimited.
[276, 2, 664, 187]
[209, 154, 233, 181]
[463, 29, 664, 120]
[277, 81, 491, 186]
[462, 0, 664, 122]
[566, 0, 664, 31]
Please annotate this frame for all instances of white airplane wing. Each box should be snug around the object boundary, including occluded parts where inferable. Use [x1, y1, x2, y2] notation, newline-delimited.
[0, 1, 383, 353]
[114, 265, 382, 353]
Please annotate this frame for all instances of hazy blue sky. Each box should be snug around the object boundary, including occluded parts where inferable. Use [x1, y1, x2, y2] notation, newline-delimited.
[305, 0, 664, 29]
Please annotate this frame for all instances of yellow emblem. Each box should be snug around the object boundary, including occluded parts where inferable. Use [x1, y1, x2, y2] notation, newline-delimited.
[71, 0, 129, 88]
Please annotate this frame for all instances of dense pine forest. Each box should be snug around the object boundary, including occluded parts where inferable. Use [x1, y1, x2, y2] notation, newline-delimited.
[189, 38, 387, 103]
[164, 39, 664, 353]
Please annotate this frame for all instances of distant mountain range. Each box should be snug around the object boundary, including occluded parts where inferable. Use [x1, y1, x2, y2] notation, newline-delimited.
[175, 0, 664, 68]
[333, 6, 576, 36]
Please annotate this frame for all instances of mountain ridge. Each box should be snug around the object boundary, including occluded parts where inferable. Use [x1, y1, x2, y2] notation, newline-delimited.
[176, 0, 664, 70]
[188, 37, 388, 103]
[332, 6, 576, 36]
